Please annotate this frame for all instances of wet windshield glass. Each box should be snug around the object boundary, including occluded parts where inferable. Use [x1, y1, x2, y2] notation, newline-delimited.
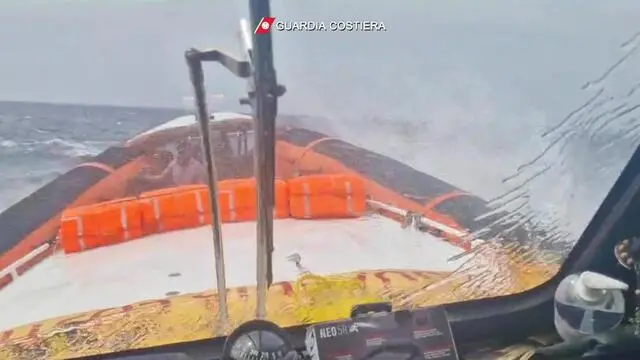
[0, 0, 640, 357]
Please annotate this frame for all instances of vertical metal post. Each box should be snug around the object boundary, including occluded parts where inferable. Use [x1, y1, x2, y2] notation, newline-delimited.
[254, 118, 274, 320]
[185, 50, 229, 321]
[249, 0, 278, 319]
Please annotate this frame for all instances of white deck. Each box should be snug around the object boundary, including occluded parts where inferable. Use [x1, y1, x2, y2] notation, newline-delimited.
[0, 214, 464, 331]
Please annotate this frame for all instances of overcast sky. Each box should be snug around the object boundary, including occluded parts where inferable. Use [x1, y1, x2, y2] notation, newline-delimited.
[0, 0, 637, 115]
[1, 1, 639, 235]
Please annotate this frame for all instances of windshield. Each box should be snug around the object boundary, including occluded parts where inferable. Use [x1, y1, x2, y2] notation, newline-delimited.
[1, 1, 640, 358]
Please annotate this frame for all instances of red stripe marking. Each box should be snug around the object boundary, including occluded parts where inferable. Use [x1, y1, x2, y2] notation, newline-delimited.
[0, 273, 12, 291]
[16, 246, 55, 276]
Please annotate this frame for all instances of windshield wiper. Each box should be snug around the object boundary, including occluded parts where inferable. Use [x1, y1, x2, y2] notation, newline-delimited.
[184, 0, 285, 320]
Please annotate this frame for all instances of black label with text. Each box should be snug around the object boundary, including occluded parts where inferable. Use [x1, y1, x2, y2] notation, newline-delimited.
[305, 306, 459, 360]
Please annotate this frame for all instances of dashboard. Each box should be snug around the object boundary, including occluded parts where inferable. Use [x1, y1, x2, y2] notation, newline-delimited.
[83, 310, 640, 360]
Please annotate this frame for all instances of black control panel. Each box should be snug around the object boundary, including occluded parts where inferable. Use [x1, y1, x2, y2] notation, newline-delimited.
[305, 304, 458, 360]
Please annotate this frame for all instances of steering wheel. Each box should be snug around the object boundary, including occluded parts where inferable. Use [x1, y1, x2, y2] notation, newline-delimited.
[358, 341, 424, 360]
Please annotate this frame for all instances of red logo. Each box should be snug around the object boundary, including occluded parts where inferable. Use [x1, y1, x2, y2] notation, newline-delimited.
[255, 17, 276, 34]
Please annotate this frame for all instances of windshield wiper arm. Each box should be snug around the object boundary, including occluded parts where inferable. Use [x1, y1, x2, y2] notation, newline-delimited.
[184, 0, 285, 321]
[185, 50, 233, 322]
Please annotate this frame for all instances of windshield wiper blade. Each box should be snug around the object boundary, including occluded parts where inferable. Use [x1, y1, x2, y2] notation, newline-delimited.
[185, 0, 285, 321]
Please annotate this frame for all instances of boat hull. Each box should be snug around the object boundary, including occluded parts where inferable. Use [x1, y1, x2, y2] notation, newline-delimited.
[0, 113, 560, 359]
[0, 115, 494, 291]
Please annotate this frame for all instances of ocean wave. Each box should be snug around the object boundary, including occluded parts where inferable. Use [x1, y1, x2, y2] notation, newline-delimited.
[0, 137, 117, 158]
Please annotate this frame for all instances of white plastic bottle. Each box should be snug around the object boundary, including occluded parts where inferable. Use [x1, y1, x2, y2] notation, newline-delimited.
[554, 271, 628, 342]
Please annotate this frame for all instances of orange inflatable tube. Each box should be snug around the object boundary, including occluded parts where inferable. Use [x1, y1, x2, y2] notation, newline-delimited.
[0, 124, 515, 288]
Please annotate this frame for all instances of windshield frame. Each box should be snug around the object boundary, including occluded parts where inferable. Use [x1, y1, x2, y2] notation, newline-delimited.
[439, 142, 640, 344]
